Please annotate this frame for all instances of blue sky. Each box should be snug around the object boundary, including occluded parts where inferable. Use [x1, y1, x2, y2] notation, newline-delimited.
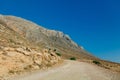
[0, 0, 120, 63]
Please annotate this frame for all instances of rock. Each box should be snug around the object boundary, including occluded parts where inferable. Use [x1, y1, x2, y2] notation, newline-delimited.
[0, 51, 3, 55]
[32, 65, 40, 70]
[33, 54, 42, 65]
[0, 46, 4, 50]
[26, 47, 32, 52]
[50, 60, 57, 64]
[3, 51, 19, 57]
[16, 48, 31, 56]
[36, 52, 42, 56]
[3, 47, 15, 51]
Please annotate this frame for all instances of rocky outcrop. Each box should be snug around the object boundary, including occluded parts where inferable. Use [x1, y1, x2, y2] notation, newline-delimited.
[0, 46, 61, 79]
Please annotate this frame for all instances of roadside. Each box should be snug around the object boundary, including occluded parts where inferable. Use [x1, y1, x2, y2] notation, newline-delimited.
[9, 60, 120, 80]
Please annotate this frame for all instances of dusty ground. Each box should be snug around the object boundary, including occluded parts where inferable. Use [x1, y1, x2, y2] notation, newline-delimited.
[10, 60, 120, 80]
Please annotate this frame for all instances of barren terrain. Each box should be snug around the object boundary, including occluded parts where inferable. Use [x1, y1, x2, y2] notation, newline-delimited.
[10, 60, 120, 80]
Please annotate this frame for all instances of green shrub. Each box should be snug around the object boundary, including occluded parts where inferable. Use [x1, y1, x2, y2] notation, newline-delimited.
[70, 57, 76, 60]
[93, 60, 101, 65]
[56, 53, 61, 56]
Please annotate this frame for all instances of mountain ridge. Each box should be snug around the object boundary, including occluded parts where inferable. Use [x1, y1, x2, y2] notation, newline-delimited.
[0, 15, 78, 47]
[0, 14, 94, 60]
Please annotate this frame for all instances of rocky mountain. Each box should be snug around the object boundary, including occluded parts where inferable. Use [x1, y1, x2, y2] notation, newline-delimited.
[0, 14, 95, 60]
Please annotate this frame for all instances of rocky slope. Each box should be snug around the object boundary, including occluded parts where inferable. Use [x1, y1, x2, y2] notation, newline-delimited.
[0, 47, 61, 79]
[0, 14, 95, 60]
[0, 15, 62, 79]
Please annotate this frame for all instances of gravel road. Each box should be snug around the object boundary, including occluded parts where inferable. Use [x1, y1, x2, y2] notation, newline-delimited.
[10, 60, 120, 80]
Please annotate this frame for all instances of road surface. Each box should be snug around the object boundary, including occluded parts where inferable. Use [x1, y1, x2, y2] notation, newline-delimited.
[10, 60, 120, 80]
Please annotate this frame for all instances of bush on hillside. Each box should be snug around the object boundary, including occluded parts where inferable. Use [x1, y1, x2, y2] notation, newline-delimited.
[70, 57, 76, 60]
[93, 60, 101, 65]
[56, 53, 61, 56]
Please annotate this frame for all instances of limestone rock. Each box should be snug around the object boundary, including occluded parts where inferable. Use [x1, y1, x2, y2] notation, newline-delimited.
[3, 51, 19, 57]
[16, 48, 31, 56]
[33, 54, 42, 65]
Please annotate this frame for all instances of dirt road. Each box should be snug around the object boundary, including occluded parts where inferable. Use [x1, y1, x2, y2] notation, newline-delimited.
[10, 60, 120, 80]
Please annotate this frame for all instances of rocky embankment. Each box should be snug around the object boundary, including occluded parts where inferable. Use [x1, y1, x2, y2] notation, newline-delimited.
[0, 46, 61, 80]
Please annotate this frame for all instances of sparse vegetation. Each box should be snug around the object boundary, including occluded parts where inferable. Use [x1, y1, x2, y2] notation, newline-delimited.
[93, 60, 101, 65]
[9, 70, 15, 74]
[56, 52, 61, 56]
[70, 57, 76, 60]
[9, 69, 22, 74]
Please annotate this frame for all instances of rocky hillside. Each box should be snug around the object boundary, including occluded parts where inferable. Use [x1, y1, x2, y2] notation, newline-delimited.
[0, 15, 62, 79]
[0, 14, 95, 60]
[0, 14, 96, 79]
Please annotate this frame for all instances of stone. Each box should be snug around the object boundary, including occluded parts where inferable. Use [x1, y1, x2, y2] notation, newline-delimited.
[33, 54, 42, 65]
[16, 48, 31, 56]
[3, 51, 19, 57]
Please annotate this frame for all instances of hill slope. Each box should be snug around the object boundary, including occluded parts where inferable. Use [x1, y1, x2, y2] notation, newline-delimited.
[0, 14, 95, 60]
[0, 15, 62, 79]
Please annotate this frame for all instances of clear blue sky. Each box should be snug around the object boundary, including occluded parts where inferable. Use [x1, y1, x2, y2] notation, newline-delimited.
[0, 0, 120, 63]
